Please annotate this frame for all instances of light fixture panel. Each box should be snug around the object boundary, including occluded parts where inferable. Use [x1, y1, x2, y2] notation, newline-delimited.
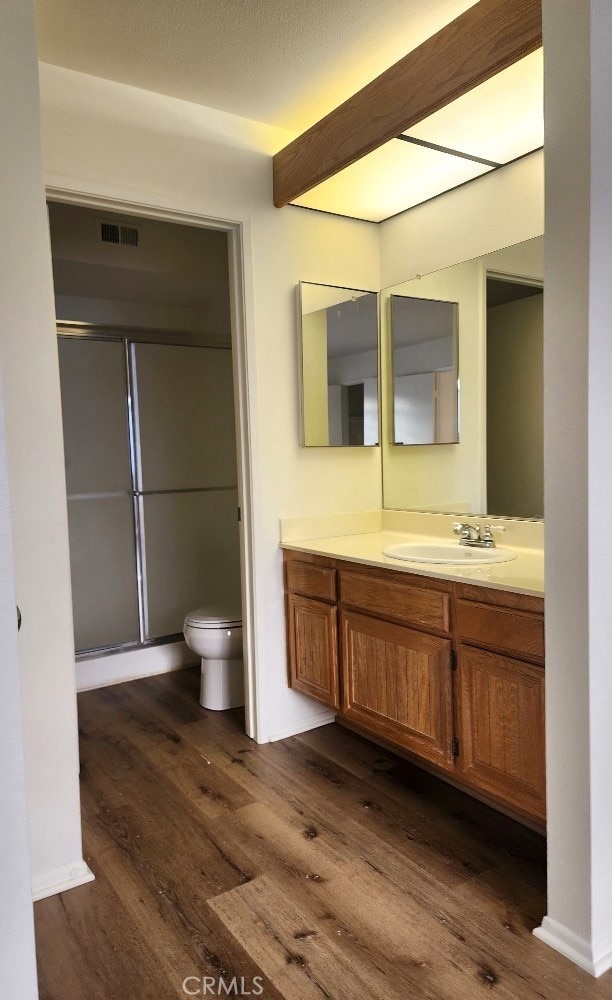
[292, 139, 492, 222]
[403, 49, 543, 164]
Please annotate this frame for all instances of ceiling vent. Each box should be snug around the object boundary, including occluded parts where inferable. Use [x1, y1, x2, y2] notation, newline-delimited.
[100, 222, 140, 247]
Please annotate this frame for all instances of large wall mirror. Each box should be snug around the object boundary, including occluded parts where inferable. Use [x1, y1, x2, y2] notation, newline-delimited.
[299, 282, 379, 447]
[381, 235, 544, 519]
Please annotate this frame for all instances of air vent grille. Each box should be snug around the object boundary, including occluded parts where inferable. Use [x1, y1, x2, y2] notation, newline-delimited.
[100, 222, 120, 244]
[120, 225, 139, 247]
[100, 222, 140, 247]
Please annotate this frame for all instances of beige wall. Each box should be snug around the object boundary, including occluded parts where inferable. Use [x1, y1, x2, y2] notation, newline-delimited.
[39, 63, 382, 749]
[380, 150, 544, 289]
[487, 294, 544, 518]
[535, 0, 612, 975]
[0, 9, 89, 901]
[0, 7, 40, 983]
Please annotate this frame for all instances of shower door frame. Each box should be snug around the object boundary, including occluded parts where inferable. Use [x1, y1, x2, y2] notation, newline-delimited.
[59, 328, 238, 656]
[48, 190, 259, 742]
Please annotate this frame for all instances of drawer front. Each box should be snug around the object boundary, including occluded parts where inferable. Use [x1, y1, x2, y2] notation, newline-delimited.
[455, 582, 544, 616]
[456, 600, 544, 662]
[340, 570, 450, 634]
[286, 559, 336, 602]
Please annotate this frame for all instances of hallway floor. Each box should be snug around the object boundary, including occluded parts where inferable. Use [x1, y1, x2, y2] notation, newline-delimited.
[35, 667, 611, 999]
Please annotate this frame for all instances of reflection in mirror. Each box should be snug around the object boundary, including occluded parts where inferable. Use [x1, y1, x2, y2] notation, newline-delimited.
[486, 276, 543, 518]
[381, 235, 544, 519]
[390, 295, 458, 445]
[299, 282, 379, 447]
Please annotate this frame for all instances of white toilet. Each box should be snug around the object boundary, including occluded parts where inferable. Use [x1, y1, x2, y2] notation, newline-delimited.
[183, 606, 244, 711]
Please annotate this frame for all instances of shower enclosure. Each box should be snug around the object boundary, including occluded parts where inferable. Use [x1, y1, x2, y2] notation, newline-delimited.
[58, 329, 241, 656]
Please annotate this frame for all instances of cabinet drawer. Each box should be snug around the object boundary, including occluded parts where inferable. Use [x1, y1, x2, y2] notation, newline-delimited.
[286, 559, 336, 602]
[340, 570, 450, 634]
[456, 600, 544, 662]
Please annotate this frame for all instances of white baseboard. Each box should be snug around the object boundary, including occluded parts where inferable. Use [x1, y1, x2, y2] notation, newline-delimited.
[268, 709, 335, 743]
[76, 640, 198, 692]
[32, 859, 95, 902]
[534, 917, 612, 978]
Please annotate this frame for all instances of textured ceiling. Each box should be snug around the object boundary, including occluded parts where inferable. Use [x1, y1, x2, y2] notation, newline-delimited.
[35, 0, 476, 131]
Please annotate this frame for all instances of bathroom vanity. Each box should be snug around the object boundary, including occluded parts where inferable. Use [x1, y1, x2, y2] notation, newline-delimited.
[283, 539, 545, 829]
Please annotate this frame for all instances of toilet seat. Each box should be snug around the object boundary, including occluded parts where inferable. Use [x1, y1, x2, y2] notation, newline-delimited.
[184, 607, 241, 629]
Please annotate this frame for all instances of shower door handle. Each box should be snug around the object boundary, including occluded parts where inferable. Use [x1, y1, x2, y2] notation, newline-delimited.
[17, 605, 21, 631]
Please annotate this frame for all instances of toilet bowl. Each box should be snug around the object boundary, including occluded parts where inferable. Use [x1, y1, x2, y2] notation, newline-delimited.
[183, 607, 244, 711]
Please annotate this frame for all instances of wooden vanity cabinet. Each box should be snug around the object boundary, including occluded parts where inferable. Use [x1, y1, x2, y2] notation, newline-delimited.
[285, 553, 339, 710]
[283, 550, 546, 827]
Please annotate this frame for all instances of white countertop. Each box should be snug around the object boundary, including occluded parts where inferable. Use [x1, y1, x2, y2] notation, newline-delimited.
[281, 529, 544, 597]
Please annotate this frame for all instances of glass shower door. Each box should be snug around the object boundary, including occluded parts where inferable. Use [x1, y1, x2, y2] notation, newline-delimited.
[58, 336, 140, 652]
[130, 343, 241, 640]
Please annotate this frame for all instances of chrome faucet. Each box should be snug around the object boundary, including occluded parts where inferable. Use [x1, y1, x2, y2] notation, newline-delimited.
[452, 522, 500, 548]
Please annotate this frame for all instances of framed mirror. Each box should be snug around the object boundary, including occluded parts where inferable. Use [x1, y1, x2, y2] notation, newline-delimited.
[390, 294, 458, 446]
[381, 235, 544, 518]
[299, 282, 379, 447]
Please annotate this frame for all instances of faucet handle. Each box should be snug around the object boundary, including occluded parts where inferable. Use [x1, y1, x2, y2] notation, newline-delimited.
[481, 523, 505, 547]
[452, 521, 480, 541]
[452, 522, 476, 536]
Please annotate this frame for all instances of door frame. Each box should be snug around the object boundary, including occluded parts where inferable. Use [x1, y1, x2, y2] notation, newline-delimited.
[45, 187, 260, 741]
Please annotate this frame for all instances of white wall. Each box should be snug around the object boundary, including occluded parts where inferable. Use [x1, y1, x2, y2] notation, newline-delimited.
[0, 9, 91, 903]
[39, 63, 382, 745]
[534, 0, 612, 978]
[55, 294, 225, 336]
[393, 338, 453, 377]
[0, 374, 37, 995]
[50, 201, 232, 341]
[379, 150, 544, 289]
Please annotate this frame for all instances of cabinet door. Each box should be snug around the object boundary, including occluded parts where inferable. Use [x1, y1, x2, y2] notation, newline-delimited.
[341, 610, 454, 771]
[287, 594, 339, 710]
[457, 645, 545, 823]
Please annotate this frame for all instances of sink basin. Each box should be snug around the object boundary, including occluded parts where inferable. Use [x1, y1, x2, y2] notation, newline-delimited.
[382, 542, 517, 565]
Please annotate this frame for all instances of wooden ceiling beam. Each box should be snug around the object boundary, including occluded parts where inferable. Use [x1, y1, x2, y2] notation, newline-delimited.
[273, 0, 542, 208]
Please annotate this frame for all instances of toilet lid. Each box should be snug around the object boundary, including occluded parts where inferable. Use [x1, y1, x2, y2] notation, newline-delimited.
[184, 606, 242, 628]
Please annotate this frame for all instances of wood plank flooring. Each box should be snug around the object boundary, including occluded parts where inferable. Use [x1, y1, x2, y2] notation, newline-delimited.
[34, 667, 612, 999]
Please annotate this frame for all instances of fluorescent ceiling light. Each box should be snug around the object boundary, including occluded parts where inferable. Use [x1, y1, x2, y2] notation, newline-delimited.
[292, 139, 491, 223]
[291, 48, 542, 223]
[404, 49, 543, 164]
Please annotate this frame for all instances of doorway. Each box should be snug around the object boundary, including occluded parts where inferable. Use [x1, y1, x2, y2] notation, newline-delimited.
[47, 199, 255, 733]
[486, 275, 544, 519]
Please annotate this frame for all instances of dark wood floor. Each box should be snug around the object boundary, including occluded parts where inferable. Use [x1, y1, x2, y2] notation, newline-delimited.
[34, 667, 611, 999]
